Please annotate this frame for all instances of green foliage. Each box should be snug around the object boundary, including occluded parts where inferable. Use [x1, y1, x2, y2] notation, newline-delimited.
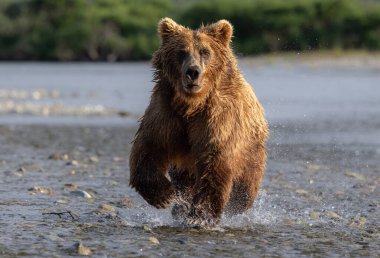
[0, 0, 379, 60]
[181, 0, 380, 55]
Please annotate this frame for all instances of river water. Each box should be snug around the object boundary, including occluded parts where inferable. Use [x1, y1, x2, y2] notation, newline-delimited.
[0, 57, 379, 257]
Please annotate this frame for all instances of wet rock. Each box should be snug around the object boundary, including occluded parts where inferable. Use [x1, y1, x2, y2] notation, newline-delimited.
[16, 223, 35, 229]
[358, 216, 367, 225]
[48, 153, 61, 160]
[49, 153, 70, 161]
[295, 189, 308, 195]
[335, 191, 345, 197]
[327, 211, 340, 219]
[70, 190, 92, 199]
[18, 167, 26, 172]
[349, 215, 367, 229]
[89, 156, 99, 163]
[94, 204, 117, 216]
[67, 160, 79, 166]
[143, 225, 154, 233]
[109, 180, 118, 186]
[99, 204, 115, 212]
[55, 199, 68, 204]
[93, 209, 104, 215]
[310, 212, 321, 220]
[148, 237, 160, 245]
[74, 242, 92, 256]
[19, 163, 44, 172]
[304, 164, 324, 172]
[117, 197, 134, 208]
[177, 238, 187, 244]
[112, 156, 123, 162]
[28, 186, 53, 195]
[12, 171, 23, 177]
[352, 183, 375, 192]
[64, 183, 78, 190]
[345, 171, 366, 180]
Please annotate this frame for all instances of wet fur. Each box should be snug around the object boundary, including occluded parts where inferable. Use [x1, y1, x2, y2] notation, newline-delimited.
[129, 18, 269, 226]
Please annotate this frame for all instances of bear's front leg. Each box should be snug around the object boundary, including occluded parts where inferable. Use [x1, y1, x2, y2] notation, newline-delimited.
[187, 161, 233, 226]
[129, 144, 175, 209]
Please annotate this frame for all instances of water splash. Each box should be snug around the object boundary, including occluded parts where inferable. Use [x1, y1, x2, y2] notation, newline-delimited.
[221, 190, 279, 229]
[123, 205, 174, 227]
[123, 190, 280, 229]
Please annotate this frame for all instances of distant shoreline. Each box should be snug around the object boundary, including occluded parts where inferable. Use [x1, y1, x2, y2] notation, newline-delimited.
[240, 50, 380, 71]
[0, 50, 380, 67]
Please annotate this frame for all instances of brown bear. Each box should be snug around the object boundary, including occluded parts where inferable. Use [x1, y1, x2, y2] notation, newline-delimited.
[129, 17, 268, 226]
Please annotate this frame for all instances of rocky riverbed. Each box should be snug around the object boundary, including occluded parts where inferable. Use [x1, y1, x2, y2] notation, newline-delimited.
[0, 55, 379, 257]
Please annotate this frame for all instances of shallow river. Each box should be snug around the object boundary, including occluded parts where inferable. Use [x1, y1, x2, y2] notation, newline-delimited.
[0, 57, 379, 257]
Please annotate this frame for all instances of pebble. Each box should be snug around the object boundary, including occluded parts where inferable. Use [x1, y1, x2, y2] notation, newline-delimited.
[310, 211, 320, 220]
[67, 160, 79, 166]
[327, 211, 340, 219]
[295, 189, 308, 195]
[49, 153, 70, 161]
[28, 186, 53, 195]
[349, 216, 368, 230]
[99, 204, 115, 212]
[113, 156, 123, 162]
[117, 197, 134, 208]
[143, 225, 153, 232]
[106, 180, 118, 186]
[358, 216, 367, 225]
[345, 171, 366, 180]
[55, 199, 68, 204]
[352, 183, 376, 192]
[305, 164, 322, 172]
[89, 156, 99, 163]
[148, 237, 160, 245]
[48, 153, 61, 160]
[335, 191, 345, 196]
[18, 167, 26, 172]
[75, 242, 92, 256]
[12, 171, 23, 177]
[19, 163, 44, 172]
[70, 190, 92, 199]
[64, 183, 78, 190]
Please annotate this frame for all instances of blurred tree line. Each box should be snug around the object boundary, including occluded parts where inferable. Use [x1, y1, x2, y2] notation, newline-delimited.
[0, 0, 379, 61]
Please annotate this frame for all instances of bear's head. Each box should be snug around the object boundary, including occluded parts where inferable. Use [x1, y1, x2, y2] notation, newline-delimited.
[153, 17, 234, 102]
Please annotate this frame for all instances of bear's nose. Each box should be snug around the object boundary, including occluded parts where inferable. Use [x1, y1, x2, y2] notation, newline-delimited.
[185, 66, 200, 81]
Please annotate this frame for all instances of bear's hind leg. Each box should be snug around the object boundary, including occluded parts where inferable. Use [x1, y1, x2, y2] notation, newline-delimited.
[225, 180, 259, 216]
[225, 146, 266, 216]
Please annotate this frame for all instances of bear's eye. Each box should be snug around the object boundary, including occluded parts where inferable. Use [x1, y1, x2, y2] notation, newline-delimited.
[199, 48, 211, 62]
[177, 50, 188, 63]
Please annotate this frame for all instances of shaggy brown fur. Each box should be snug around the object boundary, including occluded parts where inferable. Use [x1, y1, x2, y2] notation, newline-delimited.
[129, 18, 269, 226]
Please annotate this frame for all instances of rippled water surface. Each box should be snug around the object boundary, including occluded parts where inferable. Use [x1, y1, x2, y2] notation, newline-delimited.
[0, 58, 379, 257]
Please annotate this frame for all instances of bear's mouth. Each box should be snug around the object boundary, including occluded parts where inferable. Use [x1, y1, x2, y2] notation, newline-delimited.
[184, 83, 202, 94]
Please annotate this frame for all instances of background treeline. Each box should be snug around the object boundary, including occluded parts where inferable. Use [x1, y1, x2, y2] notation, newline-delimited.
[0, 0, 379, 61]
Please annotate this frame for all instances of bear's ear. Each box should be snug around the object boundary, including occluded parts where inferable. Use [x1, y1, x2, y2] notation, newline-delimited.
[158, 17, 182, 41]
[203, 20, 233, 46]
[204, 20, 233, 46]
